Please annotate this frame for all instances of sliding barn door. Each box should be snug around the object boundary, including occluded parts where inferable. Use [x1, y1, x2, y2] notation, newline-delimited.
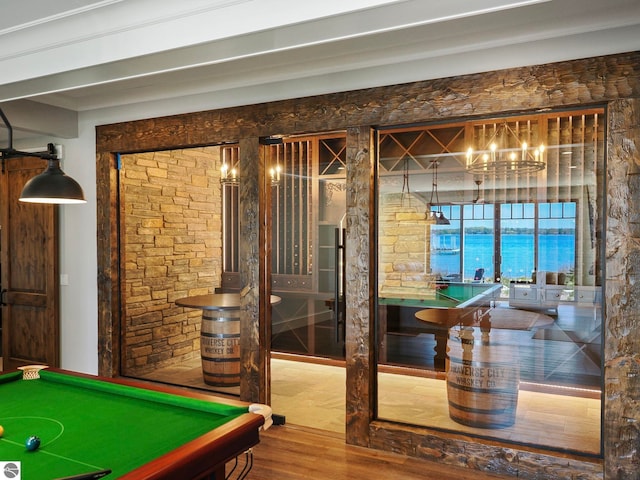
[0, 156, 60, 370]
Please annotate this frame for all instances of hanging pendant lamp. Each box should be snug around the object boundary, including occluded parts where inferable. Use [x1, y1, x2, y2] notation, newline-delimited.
[0, 108, 86, 205]
[19, 156, 86, 204]
[425, 160, 450, 225]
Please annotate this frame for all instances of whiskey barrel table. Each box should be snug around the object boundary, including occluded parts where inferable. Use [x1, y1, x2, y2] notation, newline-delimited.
[176, 293, 281, 387]
[415, 307, 519, 429]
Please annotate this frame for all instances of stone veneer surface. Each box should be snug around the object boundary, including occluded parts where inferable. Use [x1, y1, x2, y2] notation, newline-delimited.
[121, 147, 222, 374]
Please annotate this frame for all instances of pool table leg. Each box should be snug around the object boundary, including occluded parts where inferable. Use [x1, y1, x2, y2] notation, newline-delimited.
[208, 466, 225, 479]
[210, 450, 253, 479]
[433, 329, 448, 371]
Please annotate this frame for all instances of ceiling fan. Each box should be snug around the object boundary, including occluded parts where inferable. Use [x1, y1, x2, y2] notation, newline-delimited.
[473, 178, 485, 204]
[449, 177, 485, 205]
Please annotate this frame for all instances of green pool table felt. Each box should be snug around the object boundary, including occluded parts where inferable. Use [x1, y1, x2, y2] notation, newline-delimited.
[0, 370, 248, 479]
[379, 283, 499, 308]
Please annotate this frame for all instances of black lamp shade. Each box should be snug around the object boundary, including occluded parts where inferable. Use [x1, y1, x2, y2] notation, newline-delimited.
[426, 209, 450, 225]
[19, 160, 86, 204]
[436, 211, 450, 225]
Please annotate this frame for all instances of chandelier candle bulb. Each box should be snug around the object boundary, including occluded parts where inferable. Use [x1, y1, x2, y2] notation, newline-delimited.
[270, 164, 281, 183]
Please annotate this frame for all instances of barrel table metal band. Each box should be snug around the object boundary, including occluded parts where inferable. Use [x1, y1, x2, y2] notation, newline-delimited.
[446, 329, 520, 429]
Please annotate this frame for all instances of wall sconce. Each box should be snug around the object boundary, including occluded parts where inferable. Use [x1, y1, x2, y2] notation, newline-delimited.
[270, 165, 281, 186]
[220, 163, 239, 185]
[0, 108, 86, 204]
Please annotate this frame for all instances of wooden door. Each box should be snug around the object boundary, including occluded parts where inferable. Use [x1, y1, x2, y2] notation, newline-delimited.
[0, 156, 60, 370]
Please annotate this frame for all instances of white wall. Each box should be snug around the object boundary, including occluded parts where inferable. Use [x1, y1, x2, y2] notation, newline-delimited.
[56, 126, 98, 374]
[10, 130, 98, 374]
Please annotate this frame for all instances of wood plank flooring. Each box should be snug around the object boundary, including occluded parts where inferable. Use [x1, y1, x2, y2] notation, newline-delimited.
[241, 424, 507, 480]
[270, 358, 601, 454]
[142, 301, 602, 475]
[144, 356, 601, 454]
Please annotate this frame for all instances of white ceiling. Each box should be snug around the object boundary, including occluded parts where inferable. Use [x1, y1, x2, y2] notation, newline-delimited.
[0, 0, 639, 140]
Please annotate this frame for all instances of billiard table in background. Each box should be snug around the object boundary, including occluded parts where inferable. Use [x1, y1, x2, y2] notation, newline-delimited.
[0, 367, 270, 479]
[378, 283, 502, 370]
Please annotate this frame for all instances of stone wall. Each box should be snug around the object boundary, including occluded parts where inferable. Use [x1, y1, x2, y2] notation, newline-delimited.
[121, 147, 222, 374]
[378, 192, 435, 298]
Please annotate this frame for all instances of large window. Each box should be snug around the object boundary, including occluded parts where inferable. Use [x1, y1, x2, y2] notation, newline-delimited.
[428, 202, 577, 288]
[376, 109, 604, 454]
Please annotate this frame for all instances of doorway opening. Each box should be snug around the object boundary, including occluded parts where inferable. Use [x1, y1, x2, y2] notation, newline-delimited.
[117, 146, 234, 394]
[265, 133, 347, 433]
[116, 136, 349, 434]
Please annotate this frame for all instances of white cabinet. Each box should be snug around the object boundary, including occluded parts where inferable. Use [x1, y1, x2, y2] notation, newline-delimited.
[545, 285, 566, 304]
[575, 286, 601, 305]
[509, 272, 601, 311]
[510, 284, 538, 302]
[509, 283, 553, 310]
[509, 283, 560, 311]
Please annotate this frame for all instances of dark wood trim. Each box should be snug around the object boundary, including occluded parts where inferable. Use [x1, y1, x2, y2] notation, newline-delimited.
[238, 136, 264, 404]
[602, 98, 640, 479]
[259, 143, 273, 406]
[96, 152, 121, 377]
[96, 54, 640, 155]
[344, 126, 376, 446]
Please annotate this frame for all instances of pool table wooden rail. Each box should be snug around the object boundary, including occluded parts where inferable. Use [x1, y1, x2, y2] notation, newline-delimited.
[3, 368, 265, 480]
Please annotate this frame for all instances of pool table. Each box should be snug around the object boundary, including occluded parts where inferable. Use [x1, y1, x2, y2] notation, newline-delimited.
[378, 283, 502, 370]
[0, 367, 269, 480]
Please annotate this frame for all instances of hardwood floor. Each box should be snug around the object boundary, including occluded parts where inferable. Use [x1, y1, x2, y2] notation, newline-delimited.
[269, 358, 601, 454]
[142, 301, 602, 474]
[242, 424, 507, 480]
[145, 355, 601, 454]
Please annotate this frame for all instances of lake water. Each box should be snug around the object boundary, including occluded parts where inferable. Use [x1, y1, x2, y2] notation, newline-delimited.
[431, 234, 575, 281]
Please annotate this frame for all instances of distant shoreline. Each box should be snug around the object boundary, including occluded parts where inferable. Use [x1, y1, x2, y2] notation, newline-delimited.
[436, 228, 576, 235]
[431, 233, 576, 281]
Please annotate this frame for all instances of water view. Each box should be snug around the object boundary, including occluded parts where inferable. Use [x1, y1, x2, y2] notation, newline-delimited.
[431, 234, 576, 282]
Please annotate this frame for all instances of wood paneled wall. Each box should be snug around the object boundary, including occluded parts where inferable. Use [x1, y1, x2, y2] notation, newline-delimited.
[96, 51, 640, 479]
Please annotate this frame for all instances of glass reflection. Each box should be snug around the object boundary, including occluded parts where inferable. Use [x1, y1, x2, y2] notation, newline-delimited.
[376, 110, 604, 454]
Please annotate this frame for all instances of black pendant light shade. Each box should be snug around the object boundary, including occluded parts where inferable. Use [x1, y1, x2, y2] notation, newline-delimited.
[425, 160, 450, 225]
[1, 108, 86, 205]
[19, 159, 86, 204]
[426, 208, 450, 225]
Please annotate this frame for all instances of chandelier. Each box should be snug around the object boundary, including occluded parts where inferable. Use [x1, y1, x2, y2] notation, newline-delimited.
[465, 121, 545, 175]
